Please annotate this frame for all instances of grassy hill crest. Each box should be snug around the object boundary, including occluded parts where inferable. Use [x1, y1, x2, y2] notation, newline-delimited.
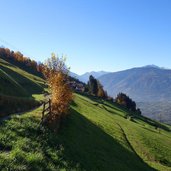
[0, 58, 44, 97]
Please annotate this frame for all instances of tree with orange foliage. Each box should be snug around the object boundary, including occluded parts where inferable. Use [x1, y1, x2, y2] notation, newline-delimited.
[97, 81, 106, 98]
[43, 53, 73, 124]
[0, 47, 42, 77]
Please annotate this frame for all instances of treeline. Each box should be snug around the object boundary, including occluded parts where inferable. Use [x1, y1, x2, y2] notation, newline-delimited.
[0, 47, 43, 77]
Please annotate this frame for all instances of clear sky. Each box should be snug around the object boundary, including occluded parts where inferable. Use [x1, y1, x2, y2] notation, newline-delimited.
[0, 0, 171, 74]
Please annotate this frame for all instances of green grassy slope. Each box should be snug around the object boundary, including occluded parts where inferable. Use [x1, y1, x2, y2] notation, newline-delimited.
[0, 58, 44, 97]
[0, 58, 45, 116]
[0, 68, 27, 97]
[0, 93, 170, 171]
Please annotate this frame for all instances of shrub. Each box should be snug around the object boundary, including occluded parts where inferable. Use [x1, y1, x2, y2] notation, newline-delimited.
[43, 54, 73, 124]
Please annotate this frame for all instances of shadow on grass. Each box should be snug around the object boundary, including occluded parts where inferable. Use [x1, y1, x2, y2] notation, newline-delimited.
[57, 108, 156, 171]
[0, 108, 157, 171]
[0, 65, 43, 96]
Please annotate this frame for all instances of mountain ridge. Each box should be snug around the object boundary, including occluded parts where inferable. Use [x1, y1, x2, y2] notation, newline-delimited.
[70, 71, 110, 83]
[98, 66, 171, 102]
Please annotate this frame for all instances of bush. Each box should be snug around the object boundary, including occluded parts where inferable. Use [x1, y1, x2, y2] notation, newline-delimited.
[43, 54, 73, 127]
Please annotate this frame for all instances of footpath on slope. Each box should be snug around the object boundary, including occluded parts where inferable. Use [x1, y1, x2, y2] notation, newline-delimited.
[0, 94, 50, 124]
[0, 105, 42, 124]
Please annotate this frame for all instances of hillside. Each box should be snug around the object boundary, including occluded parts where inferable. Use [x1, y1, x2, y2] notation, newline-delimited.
[0, 57, 45, 116]
[0, 93, 170, 171]
[0, 58, 44, 97]
[0, 67, 27, 97]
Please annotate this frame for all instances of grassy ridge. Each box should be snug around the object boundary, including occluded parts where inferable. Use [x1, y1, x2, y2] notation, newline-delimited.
[0, 58, 44, 97]
[0, 93, 170, 170]
[0, 68, 27, 97]
[0, 58, 45, 117]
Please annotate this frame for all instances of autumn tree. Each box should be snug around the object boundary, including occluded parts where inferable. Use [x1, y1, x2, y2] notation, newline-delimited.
[97, 81, 107, 98]
[43, 53, 73, 123]
[115, 93, 141, 114]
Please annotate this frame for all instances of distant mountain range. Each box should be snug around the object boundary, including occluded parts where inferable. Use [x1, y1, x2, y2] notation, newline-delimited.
[137, 101, 171, 124]
[71, 66, 171, 102]
[70, 71, 110, 83]
[98, 65, 171, 102]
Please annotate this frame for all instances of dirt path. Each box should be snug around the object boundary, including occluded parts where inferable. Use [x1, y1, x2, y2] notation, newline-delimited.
[116, 123, 148, 165]
[0, 94, 51, 123]
[0, 105, 42, 124]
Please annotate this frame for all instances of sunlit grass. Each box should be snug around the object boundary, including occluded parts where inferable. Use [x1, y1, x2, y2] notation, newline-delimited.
[0, 93, 170, 170]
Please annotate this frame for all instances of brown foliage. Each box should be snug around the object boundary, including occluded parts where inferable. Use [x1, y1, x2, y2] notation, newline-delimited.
[43, 54, 73, 122]
[97, 81, 107, 98]
[0, 47, 43, 77]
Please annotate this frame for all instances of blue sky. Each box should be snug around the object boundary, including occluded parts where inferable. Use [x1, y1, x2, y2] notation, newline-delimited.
[0, 0, 171, 74]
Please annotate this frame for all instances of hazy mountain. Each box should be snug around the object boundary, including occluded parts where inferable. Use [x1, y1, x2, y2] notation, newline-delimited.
[137, 101, 171, 124]
[69, 71, 79, 79]
[99, 66, 171, 102]
[78, 71, 110, 83]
